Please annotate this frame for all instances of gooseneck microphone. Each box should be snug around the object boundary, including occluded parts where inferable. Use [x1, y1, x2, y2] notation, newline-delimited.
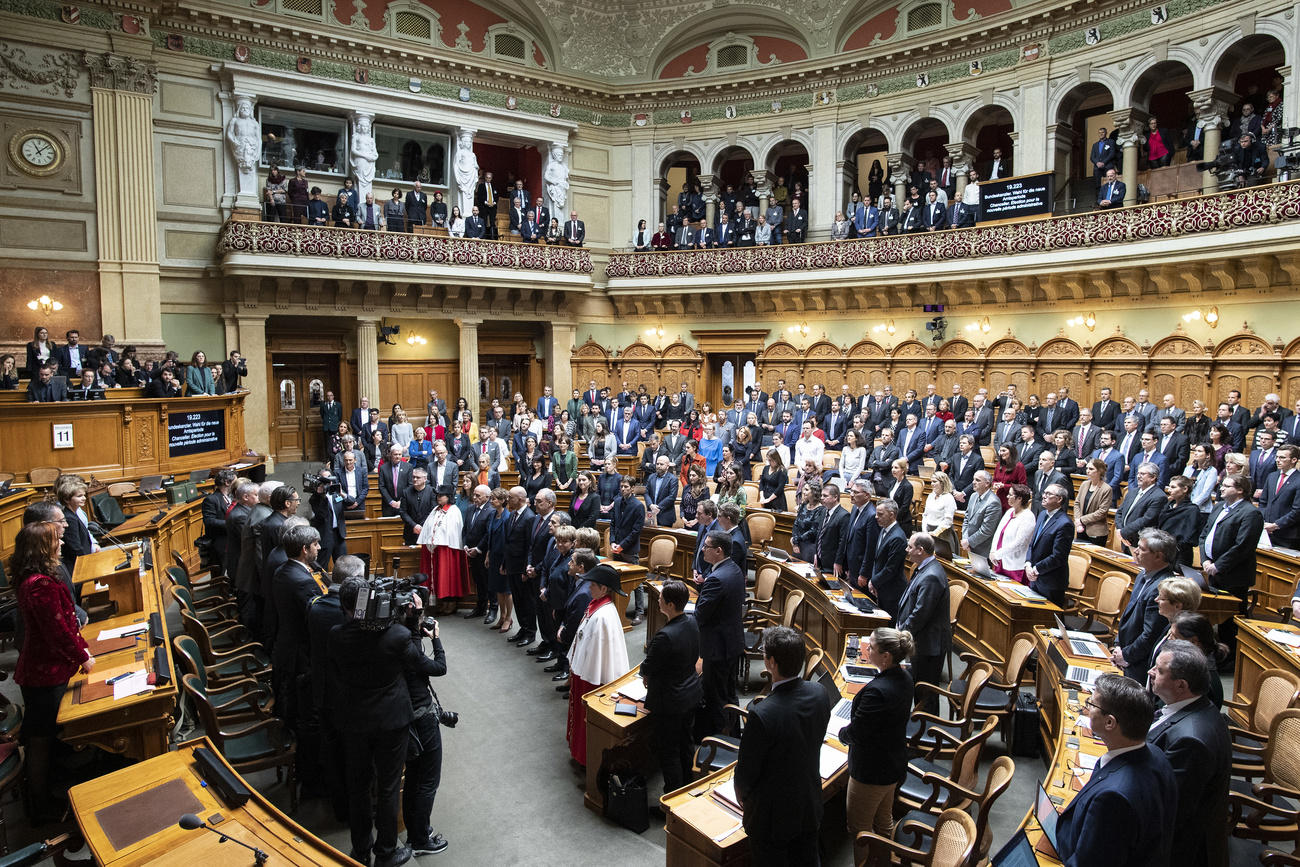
[177, 813, 269, 864]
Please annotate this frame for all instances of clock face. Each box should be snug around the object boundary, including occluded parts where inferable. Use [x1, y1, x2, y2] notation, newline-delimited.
[9, 131, 64, 177]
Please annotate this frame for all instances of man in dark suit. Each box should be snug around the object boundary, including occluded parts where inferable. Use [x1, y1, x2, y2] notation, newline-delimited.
[786, 197, 808, 243]
[734, 626, 832, 865]
[562, 210, 586, 247]
[1055, 674, 1176, 866]
[1200, 474, 1266, 649]
[524, 491, 560, 657]
[225, 480, 259, 584]
[396, 468, 435, 546]
[645, 456, 679, 527]
[1089, 128, 1120, 187]
[949, 436, 985, 504]
[897, 414, 925, 474]
[1091, 386, 1119, 431]
[1261, 444, 1300, 548]
[270, 524, 327, 719]
[1090, 430, 1126, 489]
[320, 390, 342, 450]
[376, 444, 410, 518]
[349, 397, 371, 436]
[1096, 168, 1126, 209]
[897, 533, 951, 714]
[1111, 528, 1177, 679]
[610, 477, 646, 621]
[836, 480, 879, 591]
[1154, 416, 1189, 479]
[1072, 409, 1101, 462]
[694, 529, 746, 739]
[1025, 484, 1072, 605]
[463, 205, 486, 239]
[462, 484, 494, 621]
[473, 171, 499, 239]
[201, 469, 237, 576]
[1116, 462, 1165, 549]
[25, 362, 67, 402]
[1147, 641, 1231, 867]
[870, 499, 909, 616]
[814, 484, 848, 575]
[1030, 451, 1072, 513]
[922, 191, 947, 231]
[1128, 432, 1169, 487]
[878, 196, 901, 235]
[502, 487, 537, 646]
[404, 181, 428, 229]
[1250, 431, 1279, 499]
[641, 579, 703, 795]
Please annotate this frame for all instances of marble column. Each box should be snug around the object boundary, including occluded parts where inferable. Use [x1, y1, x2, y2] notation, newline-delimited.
[1045, 122, 1075, 207]
[945, 142, 978, 195]
[546, 323, 575, 402]
[234, 313, 269, 464]
[886, 152, 912, 204]
[85, 52, 163, 348]
[698, 174, 716, 226]
[356, 317, 381, 413]
[1189, 86, 1234, 194]
[753, 169, 772, 214]
[457, 317, 481, 422]
[1110, 108, 1147, 207]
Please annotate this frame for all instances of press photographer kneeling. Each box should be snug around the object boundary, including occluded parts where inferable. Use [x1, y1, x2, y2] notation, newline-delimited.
[327, 574, 451, 866]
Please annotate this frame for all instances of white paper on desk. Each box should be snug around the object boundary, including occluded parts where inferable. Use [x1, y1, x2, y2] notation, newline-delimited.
[820, 744, 848, 779]
[96, 623, 148, 641]
[1075, 752, 1099, 770]
[789, 563, 819, 579]
[112, 670, 150, 700]
[833, 599, 860, 613]
[1265, 629, 1300, 648]
[684, 602, 697, 614]
[711, 779, 743, 814]
[617, 680, 648, 702]
[232, 461, 254, 470]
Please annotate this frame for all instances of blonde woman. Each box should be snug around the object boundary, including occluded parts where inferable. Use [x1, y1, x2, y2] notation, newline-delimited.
[920, 470, 957, 552]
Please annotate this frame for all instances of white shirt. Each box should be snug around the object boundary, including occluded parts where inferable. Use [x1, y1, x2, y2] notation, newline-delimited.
[343, 469, 359, 500]
[922, 491, 957, 533]
[963, 180, 980, 205]
[1097, 742, 1146, 769]
[794, 435, 824, 468]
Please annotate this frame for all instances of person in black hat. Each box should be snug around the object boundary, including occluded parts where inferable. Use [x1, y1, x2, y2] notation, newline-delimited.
[417, 484, 470, 614]
[564, 561, 632, 766]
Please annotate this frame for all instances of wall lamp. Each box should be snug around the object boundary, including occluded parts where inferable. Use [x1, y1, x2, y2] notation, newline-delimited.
[27, 295, 63, 315]
[1066, 312, 1096, 332]
[1183, 306, 1219, 328]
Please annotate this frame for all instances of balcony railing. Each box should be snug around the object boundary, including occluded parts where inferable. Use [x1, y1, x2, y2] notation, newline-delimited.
[605, 181, 1300, 278]
[218, 220, 595, 275]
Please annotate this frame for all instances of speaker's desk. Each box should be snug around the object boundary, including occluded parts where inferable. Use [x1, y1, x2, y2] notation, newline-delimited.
[69, 737, 359, 865]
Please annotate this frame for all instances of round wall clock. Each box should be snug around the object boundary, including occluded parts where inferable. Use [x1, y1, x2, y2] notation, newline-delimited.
[9, 130, 65, 177]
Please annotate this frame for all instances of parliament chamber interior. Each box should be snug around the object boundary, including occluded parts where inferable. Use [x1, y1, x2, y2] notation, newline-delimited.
[2, 0, 1300, 863]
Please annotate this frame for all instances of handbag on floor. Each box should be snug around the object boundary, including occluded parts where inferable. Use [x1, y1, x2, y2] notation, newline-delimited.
[604, 772, 649, 833]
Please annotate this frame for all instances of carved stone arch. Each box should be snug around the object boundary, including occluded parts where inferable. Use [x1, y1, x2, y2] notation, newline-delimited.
[1091, 335, 1143, 358]
[1036, 337, 1085, 359]
[655, 143, 709, 176]
[847, 338, 887, 358]
[757, 132, 815, 171]
[890, 339, 932, 360]
[648, 7, 811, 79]
[1048, 73, 1120, 125]
[620, 338, 659, 360]
[936, 338, 980, 359]
[1149, 334, 1206, 358]
[900, 115, 953, 155]
[706, 140, 760, 178]
[759, 338, 802, 360]
[1123, 56, 1197, 111]
[804, 339, 843, 360]
[1213, 333, 1275, 358]
[985, 337, 1031, 359]
[958, 99, 1020, 147]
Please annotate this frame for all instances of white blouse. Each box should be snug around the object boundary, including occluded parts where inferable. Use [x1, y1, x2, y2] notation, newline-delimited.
[567, 598, 630, 685]
[922, 491, 957, 532]
[449, 217, 466, 237]
[990, 508, 1036, 570]
[837, 446, 867, 485]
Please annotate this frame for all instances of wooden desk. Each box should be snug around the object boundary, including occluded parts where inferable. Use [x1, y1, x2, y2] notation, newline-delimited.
[58, 557, 178, 760]
[114, 498, 205, 576]
[73, 545, 148, 615]
[1231, 618, 1300, 725]
[582, 665, 654, 814]
[1255, 547, 1300, 613]
[69, 737, 358, 865]
[754, 553, 889, 660]
[608, 560, 649, 632]
[343, 515, 406, 570]
[1016, 629, 1121, 863]
[943, 558, 1063, 665]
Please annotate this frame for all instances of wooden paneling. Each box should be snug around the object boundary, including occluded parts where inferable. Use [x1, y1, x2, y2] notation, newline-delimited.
[377, 360, 457, 421]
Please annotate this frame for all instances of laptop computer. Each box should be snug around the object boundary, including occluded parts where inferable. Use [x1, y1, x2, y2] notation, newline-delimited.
[993, 783, 1062, 864]
[188, 469, 214, 484]
[138, 475, 165, 493]
[1046, 641, 1102, 687]
[1052, 613, 1110, 659]
[990, 830, 1041, 866]
[766, 547, 791, 562]
[1034, 782, 1061, 857]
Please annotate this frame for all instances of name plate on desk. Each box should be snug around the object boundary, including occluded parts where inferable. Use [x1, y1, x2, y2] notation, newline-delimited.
[168, 410, 225, 457]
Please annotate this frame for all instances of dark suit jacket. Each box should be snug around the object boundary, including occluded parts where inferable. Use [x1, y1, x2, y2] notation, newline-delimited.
[569, 493, 601, 529]
[898, 426, 926, 473]
[922, 202, 948, 229]
[377, 462, 411, 517]
[327, 621, 413, 733]
[1091, 399, 1120, 431]
[1146, 696, 1231, 867]
[734, 678, 832, 842]
[398, 485, 436, 545]
[1114, 483, 1164, 545]
[641, 613, 703, 715]
[1115, 565, 1174, 678]
[59, 505, 94, 576]
[1156, 433, 1189, 480]
[1261, 470, 1300, 548]
[644, 472, 678, 527]
[1027, 509, 1073, 605]
[1127, 450, 1167, 487]
[839, 665, 913, 785]
[815, 505, 848, 572]
[403, 190, 428, 224]
[896, 558, 950, 657]
[201, 490, 231, 564]
[871, 523, 909, 616]
[1055, 744, 1175, 867]
[836, 503, 879, 583]
[949, 450, 985, 494]
[695, 558, 745, 661]
[1097, 179, 1127, 207]
[1251, 448, 1279, 496]
[502, 506, 535, 575]
[1073, 423, 1102, 460]
[1199, 501, 1265, 592]
[270, 559, 322, 675]
[226, 503, 252, 579]
[610, 495, 645, 558]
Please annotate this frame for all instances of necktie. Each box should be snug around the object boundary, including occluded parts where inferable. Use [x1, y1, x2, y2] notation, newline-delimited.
[1032, 513, 1047, 546]
[1279, 471, 1288, 496]
[1126, 486, 1146, 519]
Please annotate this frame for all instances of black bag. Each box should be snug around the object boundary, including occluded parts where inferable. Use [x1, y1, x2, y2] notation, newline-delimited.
[604, 772, 649, 833]
[1010, 690, 1042, 758]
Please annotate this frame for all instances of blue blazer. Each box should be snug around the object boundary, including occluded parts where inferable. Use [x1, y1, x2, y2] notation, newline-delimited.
[1027, 509, 1073, 605]
[1127, 450, 1167, 487]
[1055, 744, 1175, 867]
[644, 472, 678, 527]
[898, 426, 926, 473]
[1114, 565, 1174, 678]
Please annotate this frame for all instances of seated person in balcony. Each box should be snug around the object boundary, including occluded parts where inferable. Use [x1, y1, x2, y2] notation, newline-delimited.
[1231, 132, 1269, 182]
[786, 197, 808, 243]
[520, 211, 540, 243]
[331, 191, 356, 228]
[563, 211, 586, 247]
[26, 363, 66, 402]
[464, 205, 486, 239]
[1097, 168, 1126, 210]
[307, 187, 329, 226]
[431, 191, 449, 228]
[145, 366, 183, 399]
[115, 357, 146, 388]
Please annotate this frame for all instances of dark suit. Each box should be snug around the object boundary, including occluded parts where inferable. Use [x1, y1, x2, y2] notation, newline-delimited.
[1114, 483, 1163, 548]
[814, 505, 848, 573]
[462, 502, 492, 610]
[839, 665, 913, 785]
[225, 503, 252, 584]
[642, 612, 703, 792]
[836, 503, 879, 587]
[1260, 469, 1300, 549]
[397, 484, 435, 546]
[59, 505, 94, 576]
[694, 557, 745, 737]
[1096, 178, 1126, 209]
[645, 471, 678, 527]
[1251, 447, 1278, 496]
[309, 491, 347, 568]
[1199, 500, 1265, 594]
[270, 559, 323, 717]
[871, 522, 908, 616]
[562, 219, 586, 247]
[1127, 450, 1167, 488]
[1146, 696, 1231, 867]
[201, 490, 232, 573]
[922, 201, 948, 230]
[898, 426, 926, 474]
[473, 181, 499, 237]
[1027, 509, 1073, 605]
[1055, 744, 1175, 867]
[1091, 399, 1120, 431]
[734, 678, 832, 862]
[786, 209, 808, 243]
[610, 494, 645, 560]
[1115, 565, 1173, 679]
[377, 462, 411, 518]
[896, 557, 950, 713]
[949, 450, 985, 495]
[403, 189, 428, 227]
[1156, 433, 1189, 481]
[503, 506, 537, 638]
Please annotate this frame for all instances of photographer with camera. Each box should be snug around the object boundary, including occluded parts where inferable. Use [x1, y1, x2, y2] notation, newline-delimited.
[400, 588, 451, 857]
[1231, 132, 1269, 183]
[308, 463, 350, 569]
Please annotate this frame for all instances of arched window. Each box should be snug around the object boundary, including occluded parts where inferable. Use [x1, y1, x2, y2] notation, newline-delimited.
[274, 0, 326, 22]
[902, 1, 946, 34]
[484, 24, 542, 67]
[679, 33, 783, 78]
[386, 2, 441, 46]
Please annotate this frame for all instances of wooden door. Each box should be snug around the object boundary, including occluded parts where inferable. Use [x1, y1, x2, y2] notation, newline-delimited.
[706, 353, 755, 409]
[271, 356, 335, 463]
[479, 356, 531, 418]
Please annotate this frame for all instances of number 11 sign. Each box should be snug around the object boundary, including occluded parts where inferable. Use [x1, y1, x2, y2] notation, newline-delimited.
[52, 423, 74, 449]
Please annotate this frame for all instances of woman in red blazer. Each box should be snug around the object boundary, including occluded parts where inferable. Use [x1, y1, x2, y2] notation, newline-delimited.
[14, 521, 94, 821]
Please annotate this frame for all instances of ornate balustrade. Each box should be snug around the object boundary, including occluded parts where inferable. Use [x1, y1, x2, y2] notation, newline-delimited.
[605, 181, 1300, 278]
[218, 220, 594, 275]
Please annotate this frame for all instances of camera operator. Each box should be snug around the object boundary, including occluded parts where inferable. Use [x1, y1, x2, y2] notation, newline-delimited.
[401, 589, 451, 857]
[309, 466, 349, 569]
[1231, 132, 1269, 183]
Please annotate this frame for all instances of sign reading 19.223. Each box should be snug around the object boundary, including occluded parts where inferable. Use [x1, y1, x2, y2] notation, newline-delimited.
[168, 410, 226, 458]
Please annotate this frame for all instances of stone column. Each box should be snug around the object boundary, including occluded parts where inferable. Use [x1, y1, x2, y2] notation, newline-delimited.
[656, 177, 671, 224]
[945, 142, 978, 195]
[753, 169, 772, 213]
[84, 52, 163, 349]
[697, 173, 716, 226]
[356, 317, 381, 413]
[456, 317, 481, 422]
[234, 313, 269, 463]
[1045, 122, 1075, 208]
[546, 323, 576, 403]
[1189, 86, 1234, 194]
[1110, 108, 1148, 207]
[886, 152, 912, 204]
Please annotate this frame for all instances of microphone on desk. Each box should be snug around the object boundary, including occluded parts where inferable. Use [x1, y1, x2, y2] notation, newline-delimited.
[88, 522, 136, 571]
[177, 813, 269, 864]
[138, 485, 170, 524]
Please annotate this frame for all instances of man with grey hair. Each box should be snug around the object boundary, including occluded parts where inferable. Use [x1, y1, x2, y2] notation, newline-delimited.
[1117, 461, 1165, 549]
[899, 532, 950, 713]
[871, 498, 908, 616]
[960, 470, 1002, 564]
[271, 522, 326, 723]
[1147, 640, 1231, 867]
[226, 479, 260, 603]
[835, 479, 878, 590]
[1025, 483, 1072, 606]
[462, 484, 494, 621]
[1111, 527, 1179, 679]
[378, 444, 410, 517]
[235, 480, 282, 632]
